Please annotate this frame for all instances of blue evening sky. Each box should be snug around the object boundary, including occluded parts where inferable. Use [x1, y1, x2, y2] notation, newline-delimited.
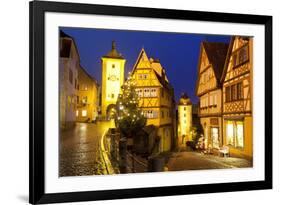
[61, 27, 230, 103]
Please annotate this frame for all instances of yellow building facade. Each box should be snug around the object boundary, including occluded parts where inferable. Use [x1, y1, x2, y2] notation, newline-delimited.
[196, 42, 229, 149]
[221, 37, 253, 159]
[76, 66, 99, 122]
[131, 48, 175, 153]
[101, 41, 126, 118]
[59, 31, 79, 129]
[177, 93, 192, 146]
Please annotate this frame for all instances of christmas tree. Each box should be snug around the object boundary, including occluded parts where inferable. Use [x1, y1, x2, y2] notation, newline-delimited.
[115, 72, 147, 138]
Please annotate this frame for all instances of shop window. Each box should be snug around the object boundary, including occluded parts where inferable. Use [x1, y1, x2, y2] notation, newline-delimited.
[226, 120, 244, 148]
[82, 110, 87, 117]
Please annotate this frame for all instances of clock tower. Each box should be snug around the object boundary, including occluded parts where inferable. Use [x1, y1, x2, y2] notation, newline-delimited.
[101, 41, 126, 117]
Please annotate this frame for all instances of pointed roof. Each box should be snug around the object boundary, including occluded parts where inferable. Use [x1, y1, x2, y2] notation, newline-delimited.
[202, 42, 229, 81]
[131, 48, 173, 91]
[132, 48, 151, 74]
[60, 30, 72, 38]
[178, 93, 192, 105]
[103, 41, 124, 59]
[59, 30, 80, 60]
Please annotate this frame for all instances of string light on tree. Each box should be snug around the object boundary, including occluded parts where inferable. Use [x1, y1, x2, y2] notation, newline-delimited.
[115, 72, 147, 138]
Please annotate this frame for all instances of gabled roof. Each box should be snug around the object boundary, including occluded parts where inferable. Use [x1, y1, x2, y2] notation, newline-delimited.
[202, 42, 229, 81]
[132, 48, 173, 91]
[131, 48, 151, 74]
[103, 41, 124, 59]
[195, 41, 229, 96]
[60, 30, 72, 38]
[59, 30, 81, 61]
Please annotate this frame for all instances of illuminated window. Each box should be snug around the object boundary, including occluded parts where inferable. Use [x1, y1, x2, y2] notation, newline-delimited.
[226, 122, 234, 145]
[236, 122, 244, 147]
[226, 120, 244, 148]
[82, 110, 87, 117]
[144, 110, 158, 119]
[144, 89, 150, 97]
[151, 88, 157, 97]
[76, 110, 79, 117]
[82, 96, 87, 104]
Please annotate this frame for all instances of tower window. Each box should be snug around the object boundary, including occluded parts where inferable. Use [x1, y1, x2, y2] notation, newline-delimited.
[111, 94, 114, 98]
[112, 64, 115, 68]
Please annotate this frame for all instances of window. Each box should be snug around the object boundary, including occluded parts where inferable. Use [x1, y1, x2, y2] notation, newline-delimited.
[151, 88, 157, 97]
[136, 88, 143, 97]
[226, 87, 231, 102]
[210, 95, 213, 106]
[232, 44, 249, 68]
[226, 120, 244, 148]
[237, 82, 243, 100]
[161, 111, 164, 118]
[76, 110, 79, 117]
[214, 95, 217, 105]
[232, 53, 238, 67]
[161, 89, 164, 98]
[144, 89, 150, 97]
[143, 110, 158, 119]
[211, 128, 219, 149]
[138, 74, 148, 80]
[112, 64, 115, 68]
[111, 93, 114, 98]
[69, 69, 73, 84]
[184, 107, 186, 111]
[82, 96, 87, 104]
[82, 110, 87, 117]
[231, 84, 237, 101]
[226, 82, 243, 102]
[184, 113, 186, 117]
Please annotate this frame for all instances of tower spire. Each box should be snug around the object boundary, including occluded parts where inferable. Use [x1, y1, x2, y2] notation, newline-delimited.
[112, 40, 116, 50]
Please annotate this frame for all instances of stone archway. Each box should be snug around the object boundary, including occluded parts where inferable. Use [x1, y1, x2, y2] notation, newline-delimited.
[106, 104, 117, 119]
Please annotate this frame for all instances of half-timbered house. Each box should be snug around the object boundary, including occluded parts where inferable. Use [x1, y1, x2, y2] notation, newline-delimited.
[221, 36, 253, 159]
[131, 48, 176, 153]
[196, 42, 229, 150]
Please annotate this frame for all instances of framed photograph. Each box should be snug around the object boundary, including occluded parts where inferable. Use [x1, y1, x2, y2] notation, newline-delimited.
[29, 0, 272, 204]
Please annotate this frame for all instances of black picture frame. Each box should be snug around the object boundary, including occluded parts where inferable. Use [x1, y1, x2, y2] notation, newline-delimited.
[29, 0, 272, 204]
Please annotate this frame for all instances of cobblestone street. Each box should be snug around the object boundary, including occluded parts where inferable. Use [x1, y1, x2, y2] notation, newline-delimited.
[59, 121, 115, 176]
[167, 151, 252, 171]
